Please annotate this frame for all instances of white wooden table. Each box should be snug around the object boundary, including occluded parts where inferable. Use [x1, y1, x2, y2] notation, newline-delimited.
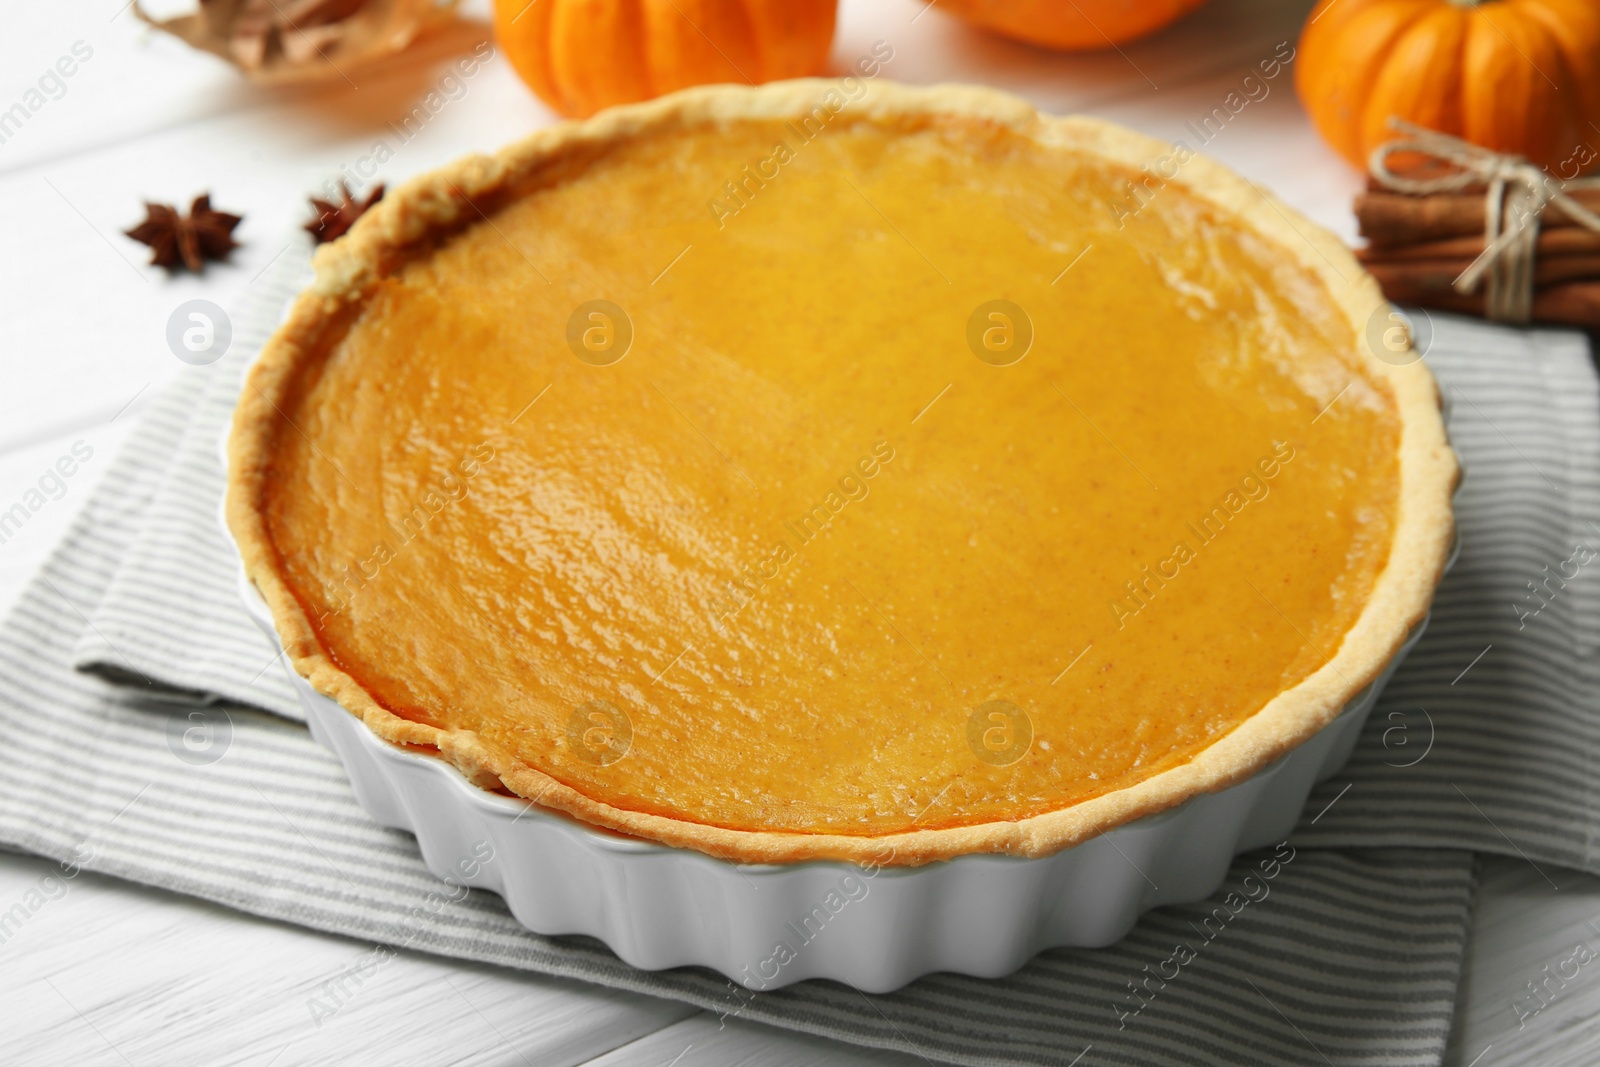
[2, 0, 1596, 1062]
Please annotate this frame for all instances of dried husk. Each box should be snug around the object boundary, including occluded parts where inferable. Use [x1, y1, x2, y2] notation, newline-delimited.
[135, 0, 459, 84]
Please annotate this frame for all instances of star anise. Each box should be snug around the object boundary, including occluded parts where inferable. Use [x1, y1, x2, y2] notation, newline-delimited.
[304, 181, 385, 244]
[125, 194, 243, 272]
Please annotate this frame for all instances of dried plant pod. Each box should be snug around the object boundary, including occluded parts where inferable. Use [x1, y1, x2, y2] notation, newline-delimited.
[126, 194, 243, 272]
[135, 0, 459, 85]
[305, 181, 385, 244]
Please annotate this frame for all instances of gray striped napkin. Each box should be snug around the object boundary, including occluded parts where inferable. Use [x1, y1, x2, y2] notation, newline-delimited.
[6, 231, 1593, 1066]
[1294, 323, 1600, 874]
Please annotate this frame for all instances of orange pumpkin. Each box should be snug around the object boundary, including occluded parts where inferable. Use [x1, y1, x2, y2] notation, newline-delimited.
[493, 0, 837, 118]
[1297, 0, 1600, 173]
[933, 0, 1209, 50]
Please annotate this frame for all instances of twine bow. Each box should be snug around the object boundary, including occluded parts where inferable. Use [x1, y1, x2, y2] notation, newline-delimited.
[1370, 118, 1600, 323]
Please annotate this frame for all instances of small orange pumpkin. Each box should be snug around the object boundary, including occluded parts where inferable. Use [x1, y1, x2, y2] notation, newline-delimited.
[493, 0, 837, 118]
[933, 0, 1210, 51]
[1297, 0, 1600, 173]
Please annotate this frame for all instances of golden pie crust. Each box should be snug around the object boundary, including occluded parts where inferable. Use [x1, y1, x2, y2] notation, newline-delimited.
[227, 79, 1457, 866]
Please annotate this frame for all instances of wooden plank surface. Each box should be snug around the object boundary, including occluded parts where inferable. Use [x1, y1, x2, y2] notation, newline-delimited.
[0, 851, 694, 1067]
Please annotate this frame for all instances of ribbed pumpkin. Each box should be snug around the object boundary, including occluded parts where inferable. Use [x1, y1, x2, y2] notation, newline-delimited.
[1297, 0, 1600, 172]
[934, 0, 1209, 50]
[493, 0, 837, 118]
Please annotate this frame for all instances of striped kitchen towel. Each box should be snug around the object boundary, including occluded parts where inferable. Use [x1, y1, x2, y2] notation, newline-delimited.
[5, 231, 1589, 1065]
[1293, 323, 1600, 872]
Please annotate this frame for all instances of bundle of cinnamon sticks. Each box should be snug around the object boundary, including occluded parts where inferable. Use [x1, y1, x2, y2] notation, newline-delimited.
[1355, 182, 1600, 330]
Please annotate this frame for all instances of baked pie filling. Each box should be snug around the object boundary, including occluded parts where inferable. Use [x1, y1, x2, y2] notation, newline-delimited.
[231, 83, 1455, 863]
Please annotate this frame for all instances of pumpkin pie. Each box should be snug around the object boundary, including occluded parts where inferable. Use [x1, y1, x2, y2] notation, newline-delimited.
[226, 80, 1457, 866]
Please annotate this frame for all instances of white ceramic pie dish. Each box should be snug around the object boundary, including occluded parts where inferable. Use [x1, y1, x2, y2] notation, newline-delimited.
[232, 561, 1430, 991]
[220, 352, 1456, 991]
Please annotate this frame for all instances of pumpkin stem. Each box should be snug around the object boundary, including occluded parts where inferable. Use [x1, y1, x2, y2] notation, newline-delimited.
[1446, 0, 1491, 6]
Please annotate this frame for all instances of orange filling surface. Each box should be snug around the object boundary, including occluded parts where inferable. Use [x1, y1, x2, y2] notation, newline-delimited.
[263, 116, 1399, 836]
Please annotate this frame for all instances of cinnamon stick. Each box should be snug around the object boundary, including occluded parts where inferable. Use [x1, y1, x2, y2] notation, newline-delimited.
[1364, 256, 1600, 291]
[1356, 188, 1600, 247]
[1370, 279, 1600, 330]
[1363, 173, 1489, 195]
[1354, 137, 1600, 328]
[1355, 227, 1600, 263]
